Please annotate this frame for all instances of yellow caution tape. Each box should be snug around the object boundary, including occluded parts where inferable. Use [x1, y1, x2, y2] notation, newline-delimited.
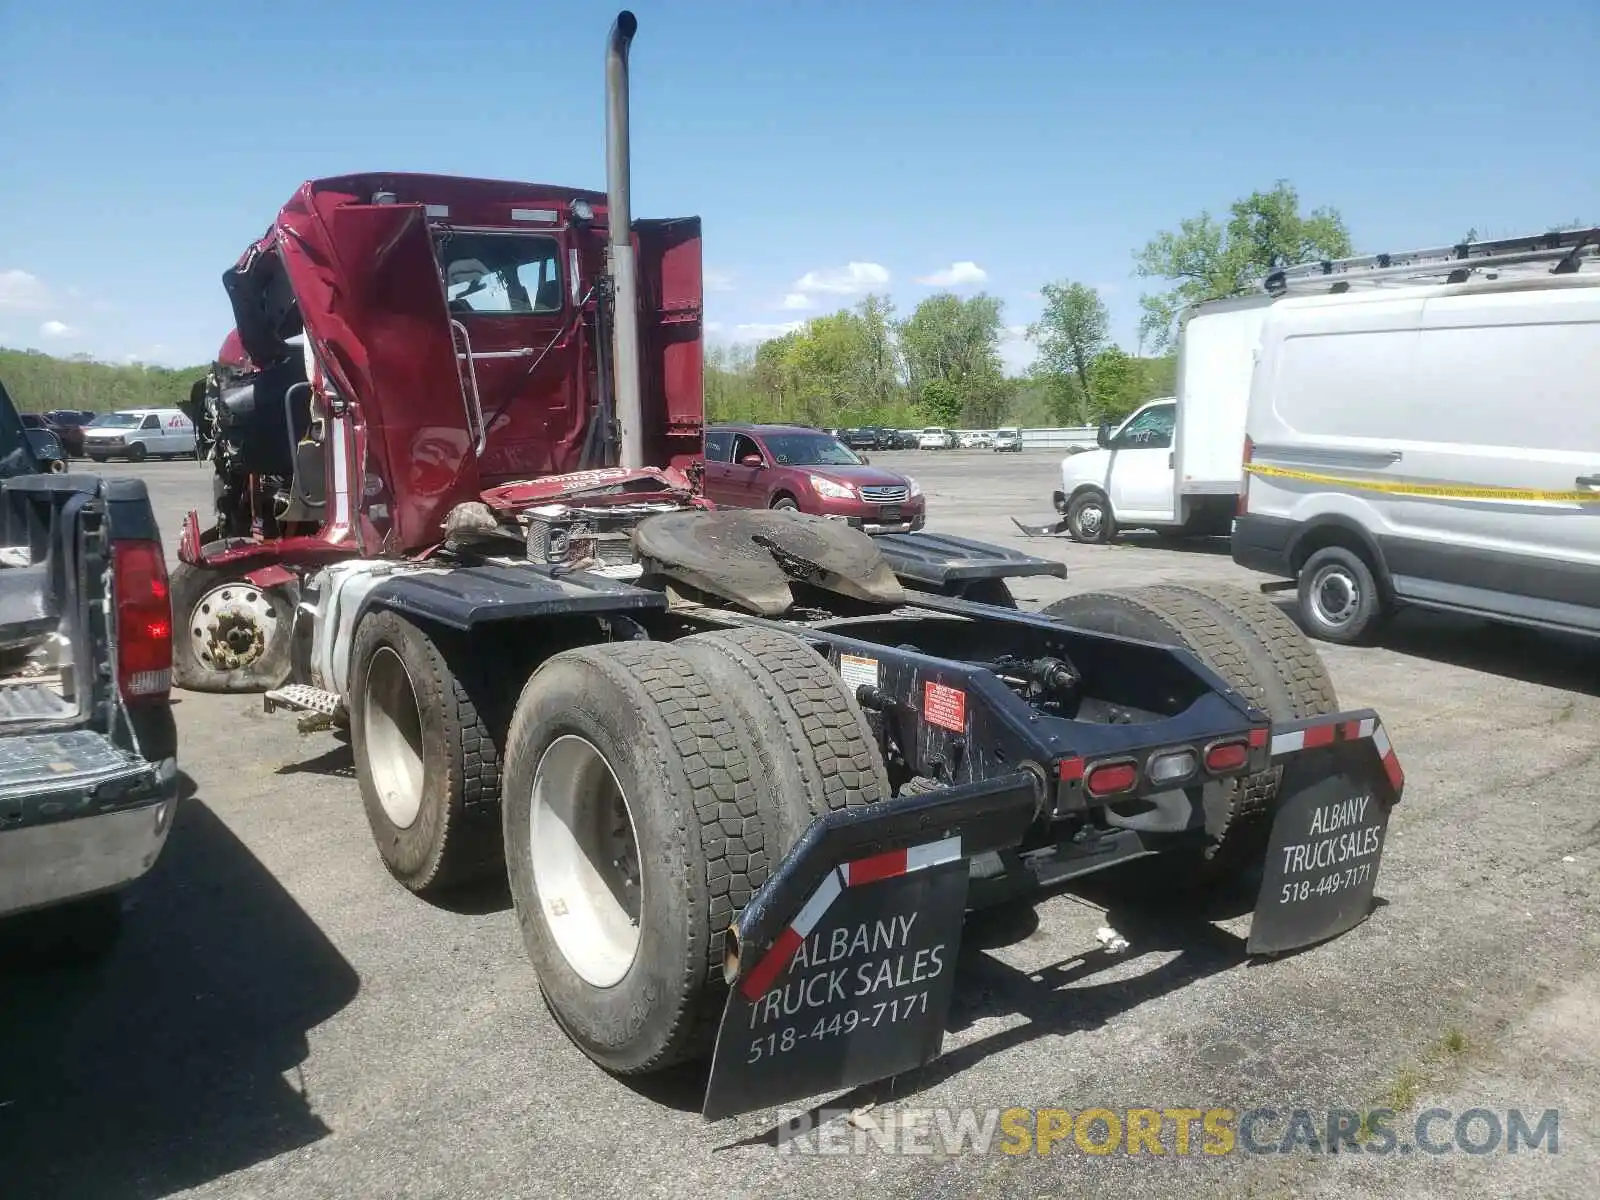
[1244, 462, 1600, 504]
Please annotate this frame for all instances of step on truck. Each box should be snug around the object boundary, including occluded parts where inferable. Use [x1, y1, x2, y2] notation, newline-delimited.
[172, 12, 1406, 1120]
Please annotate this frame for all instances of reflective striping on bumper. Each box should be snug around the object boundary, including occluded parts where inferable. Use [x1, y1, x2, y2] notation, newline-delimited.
[1271, 714, 1404, 792]
[739, 834, 965, 1000]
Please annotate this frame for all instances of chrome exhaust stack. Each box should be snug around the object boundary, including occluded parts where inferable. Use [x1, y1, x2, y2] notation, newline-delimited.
[605, 10, 643, 468]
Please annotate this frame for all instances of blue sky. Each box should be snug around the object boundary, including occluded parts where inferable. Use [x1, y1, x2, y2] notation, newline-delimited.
[1, 0, 1594, 372]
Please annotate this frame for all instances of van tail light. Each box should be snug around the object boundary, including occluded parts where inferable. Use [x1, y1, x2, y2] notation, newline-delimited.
[113, 539, 173, 702]
[1238, 436, 1254, 516]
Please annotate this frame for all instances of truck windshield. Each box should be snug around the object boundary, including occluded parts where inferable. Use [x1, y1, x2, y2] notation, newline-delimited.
[436, 232, 563, 315]
[763, 433, 861, 466]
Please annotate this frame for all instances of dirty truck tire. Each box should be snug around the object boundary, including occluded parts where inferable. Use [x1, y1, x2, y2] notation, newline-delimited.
[1041, 585, 1337, 880]
[350, 612, 504, 896]
[170, 555, 296, 694]
[501, 642, 764, 1074]
[1161, 583, 1339, 719]
[679, 626, 889, 853]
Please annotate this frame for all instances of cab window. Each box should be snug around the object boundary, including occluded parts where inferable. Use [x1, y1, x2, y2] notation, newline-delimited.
[730, 434, 765, 464]
[438, 232, 563, 315]
[1113, 403, 1175, 450]
[140, 414, 161, 431]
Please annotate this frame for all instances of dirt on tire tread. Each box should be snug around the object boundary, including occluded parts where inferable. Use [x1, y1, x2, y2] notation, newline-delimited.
[679, 626, 890, 824]
[1161, 582, 1338, 719]
[576, 641, 765, 1069]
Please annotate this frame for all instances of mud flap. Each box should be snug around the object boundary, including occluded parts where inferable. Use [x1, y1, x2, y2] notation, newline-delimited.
[702, 772, 1040, 1121]
[1248, 728, 1403, 956]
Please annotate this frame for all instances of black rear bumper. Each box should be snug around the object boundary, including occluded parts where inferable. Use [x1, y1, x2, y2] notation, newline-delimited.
[1231, 512, 1296, 578]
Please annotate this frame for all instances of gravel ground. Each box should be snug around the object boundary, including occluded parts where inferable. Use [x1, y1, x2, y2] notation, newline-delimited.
[2, 451, 1596, 1200]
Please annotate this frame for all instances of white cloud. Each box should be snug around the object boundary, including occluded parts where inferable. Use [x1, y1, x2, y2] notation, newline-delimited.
[915, 261, 988, 288]
[779, 293, 813, 311]
[999, 324, 1036, 374]
[39, 320, 77, 340]
[0, 269, 50, 311]
[703, 268, 736, 293]
[792, 262, 890, 296]
[733, 320, 805, 342]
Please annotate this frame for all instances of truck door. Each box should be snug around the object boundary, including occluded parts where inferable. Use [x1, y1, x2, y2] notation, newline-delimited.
[636, 217, 705, 469]
[320, 204, 480, 551]
[1107, 401, 1178, 520]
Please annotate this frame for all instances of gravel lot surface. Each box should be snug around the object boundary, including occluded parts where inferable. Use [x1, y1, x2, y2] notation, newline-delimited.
[3, 451, 1596, 1199]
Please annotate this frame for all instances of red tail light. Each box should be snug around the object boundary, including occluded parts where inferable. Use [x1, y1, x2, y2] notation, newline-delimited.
[1204, 739, 1250, 773]
[113, 539, 172, 702]
[1085, 760, 1138, 798]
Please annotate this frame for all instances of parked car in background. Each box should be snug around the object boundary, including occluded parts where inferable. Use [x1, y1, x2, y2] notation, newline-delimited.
[993, 427, 1022, 452]
[892, 429, 920, 449]
[83, 408, 197, 463]
[702, 423, 926, 532]
[918, 427, 952, 450]
[44, 409, 98, 458]
[840, 427, 881, 451]
[960, 431, 995, 449]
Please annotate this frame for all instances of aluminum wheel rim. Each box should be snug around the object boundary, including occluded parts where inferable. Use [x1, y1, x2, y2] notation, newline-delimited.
[531, 734, 642, 988]
[1311, 564, 1360, 627]
[363, 647, 426, 829]
[189, 582, 277, 671]
[1077, 502, 1104, 537]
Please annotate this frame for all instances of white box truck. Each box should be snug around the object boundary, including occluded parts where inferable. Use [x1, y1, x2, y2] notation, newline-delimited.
[1233, 228, 1600, 643]
[1026, 294, 1271, 543]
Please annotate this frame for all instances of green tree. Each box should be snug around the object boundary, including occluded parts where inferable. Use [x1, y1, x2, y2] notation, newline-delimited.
[896, 293, 1005, 401]
[0, 347, 208, 414]
[1134, 181, 1353, 350]
[919, 378, 963, 425]
[1026, 281, 1109, 424]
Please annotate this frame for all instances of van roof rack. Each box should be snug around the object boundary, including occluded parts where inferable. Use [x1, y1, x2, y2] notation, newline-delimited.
[1261, 227, 1600, 296]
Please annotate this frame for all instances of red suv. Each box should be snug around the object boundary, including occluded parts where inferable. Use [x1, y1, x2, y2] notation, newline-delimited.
[701, 424, 926, 533]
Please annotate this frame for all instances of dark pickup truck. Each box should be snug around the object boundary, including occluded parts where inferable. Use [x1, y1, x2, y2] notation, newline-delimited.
[0, 376, 178, 958]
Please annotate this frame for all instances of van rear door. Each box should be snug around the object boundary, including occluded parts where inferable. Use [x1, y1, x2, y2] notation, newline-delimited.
[1174, 295, 1272, 498]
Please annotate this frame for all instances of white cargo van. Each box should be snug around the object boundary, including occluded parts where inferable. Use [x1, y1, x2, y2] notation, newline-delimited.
[1052, 295, 1270, 542]
[83, 408, 197, 463]
[1233, 229, 1600, 643]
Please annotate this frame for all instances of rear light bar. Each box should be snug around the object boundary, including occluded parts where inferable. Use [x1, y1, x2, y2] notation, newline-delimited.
[1057, 729, 1269, 802]
[1203, 738, 1250, 773]
[113, 539, 173, 702]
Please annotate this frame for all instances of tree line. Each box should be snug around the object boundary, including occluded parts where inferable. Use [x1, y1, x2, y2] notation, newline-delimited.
[0, 348, 203, 415]
[2, 181, 1358, 431]
[709, 181, 1354, 429]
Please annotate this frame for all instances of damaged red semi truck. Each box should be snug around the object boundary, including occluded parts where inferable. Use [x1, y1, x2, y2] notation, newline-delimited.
[173, 12, 1406, 1121]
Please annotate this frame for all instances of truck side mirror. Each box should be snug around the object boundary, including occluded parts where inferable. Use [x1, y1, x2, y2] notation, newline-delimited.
[1096, 423, 1112, 449]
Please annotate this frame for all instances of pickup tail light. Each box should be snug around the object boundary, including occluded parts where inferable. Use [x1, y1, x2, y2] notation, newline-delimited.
[113, 539, 172, 702]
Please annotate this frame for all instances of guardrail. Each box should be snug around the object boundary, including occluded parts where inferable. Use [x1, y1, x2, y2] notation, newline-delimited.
[893, 428, 1099, 450]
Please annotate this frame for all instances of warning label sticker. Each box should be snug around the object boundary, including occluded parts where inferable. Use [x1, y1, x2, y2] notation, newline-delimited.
[922, 682, 967, 732]
[839, 653, 880, 691]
